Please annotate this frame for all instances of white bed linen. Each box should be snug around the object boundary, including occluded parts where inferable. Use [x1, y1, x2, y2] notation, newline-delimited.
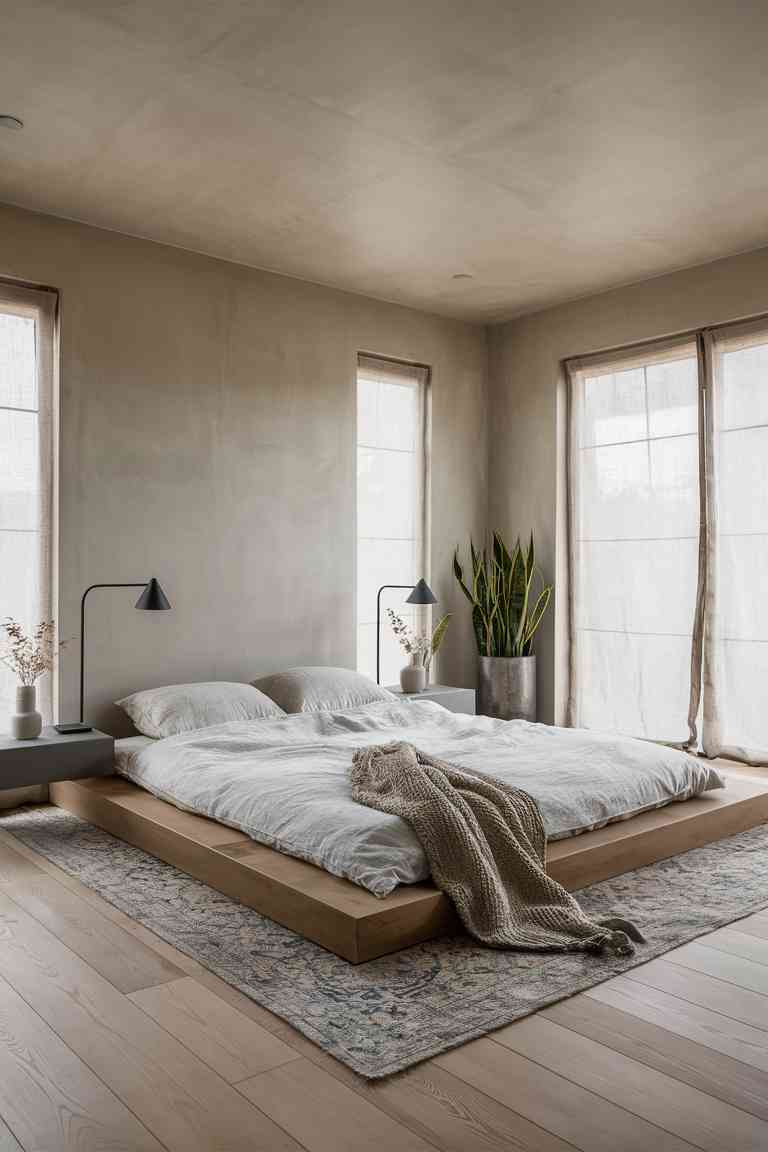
[115, 699, 724, 897]
[114, 735, 154, 772]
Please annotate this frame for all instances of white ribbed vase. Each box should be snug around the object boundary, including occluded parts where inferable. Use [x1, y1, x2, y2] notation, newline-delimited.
[10, 685, 43, 740]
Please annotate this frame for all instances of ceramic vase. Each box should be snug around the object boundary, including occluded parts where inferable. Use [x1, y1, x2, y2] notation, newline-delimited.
[400, 663, 427, 694]
[10, 684, 42, 739]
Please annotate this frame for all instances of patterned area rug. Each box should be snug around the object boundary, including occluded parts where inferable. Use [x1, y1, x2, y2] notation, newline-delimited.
[3, 804, 768, 1079]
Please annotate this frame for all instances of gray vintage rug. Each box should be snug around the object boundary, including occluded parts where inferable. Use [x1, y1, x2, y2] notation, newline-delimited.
[3, 804, 768, 1079]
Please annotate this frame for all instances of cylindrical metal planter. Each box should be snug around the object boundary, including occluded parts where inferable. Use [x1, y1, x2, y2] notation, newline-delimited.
[477, 655, 536, 721]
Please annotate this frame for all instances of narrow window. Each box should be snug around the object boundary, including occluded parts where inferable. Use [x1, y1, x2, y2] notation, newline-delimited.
[356, 355, 429, 687]
[0, 284, 56, 726]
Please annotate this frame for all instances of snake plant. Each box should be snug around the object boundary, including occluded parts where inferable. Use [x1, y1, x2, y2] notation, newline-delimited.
[453, 531, 552, 658]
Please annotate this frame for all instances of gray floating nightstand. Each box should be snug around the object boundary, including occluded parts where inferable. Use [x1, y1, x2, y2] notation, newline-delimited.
[387, 684, 476, 715]
[0, 727, 115, 793]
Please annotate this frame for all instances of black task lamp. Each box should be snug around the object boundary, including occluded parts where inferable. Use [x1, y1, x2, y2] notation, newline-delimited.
[72, 578, 172, 727]
[375, 578, 437, 685]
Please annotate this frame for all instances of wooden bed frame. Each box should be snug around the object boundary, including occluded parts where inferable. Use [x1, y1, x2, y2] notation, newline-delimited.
[51, 766, 768, 964]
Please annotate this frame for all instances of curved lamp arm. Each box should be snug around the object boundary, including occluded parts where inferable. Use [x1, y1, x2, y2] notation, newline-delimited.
[79, 580, 171, 722]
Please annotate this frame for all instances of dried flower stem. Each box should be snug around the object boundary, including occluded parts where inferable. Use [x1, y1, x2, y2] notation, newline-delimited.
[386, 608, 451, 673]
[0, 618, 66, 686]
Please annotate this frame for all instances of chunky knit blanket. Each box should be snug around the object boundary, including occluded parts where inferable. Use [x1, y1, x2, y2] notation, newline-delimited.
[351, 742, 643, 956]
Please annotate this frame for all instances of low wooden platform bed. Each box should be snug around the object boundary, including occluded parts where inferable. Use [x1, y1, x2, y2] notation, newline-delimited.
[48, 670, 768, 963]
[51, 769, 768, 963]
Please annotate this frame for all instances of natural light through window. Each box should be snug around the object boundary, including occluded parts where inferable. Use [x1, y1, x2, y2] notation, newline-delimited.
[568, 340, 700, 743]
[356, 355, 428, 687]
[703, 324, 768, 761]
[0, 288, 55, 726]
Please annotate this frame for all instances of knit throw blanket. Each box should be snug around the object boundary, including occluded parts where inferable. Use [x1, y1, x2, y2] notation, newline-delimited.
[352, 742, 644, 956]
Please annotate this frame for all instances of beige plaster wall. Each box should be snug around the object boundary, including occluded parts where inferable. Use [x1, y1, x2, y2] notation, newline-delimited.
[489, 244, 768, 724]
[0, 204, 488, 733]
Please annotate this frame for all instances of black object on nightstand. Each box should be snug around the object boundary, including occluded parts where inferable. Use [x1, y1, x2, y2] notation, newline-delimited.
[0, 727, 114, 793]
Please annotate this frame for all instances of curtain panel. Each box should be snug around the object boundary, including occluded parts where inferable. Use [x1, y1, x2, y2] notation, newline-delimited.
[567, 320, 768, 764]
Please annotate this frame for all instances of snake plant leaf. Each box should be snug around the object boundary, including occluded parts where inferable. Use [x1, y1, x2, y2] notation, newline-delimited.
[471, 605, 485, 652]
[493, 531, 511, 577]
[509, 541, 527, 647]
[525, 531, 535, 583]
[453, 550, 474, 603]
[523, 585, 551, 649]
[430, 613, 451, 655]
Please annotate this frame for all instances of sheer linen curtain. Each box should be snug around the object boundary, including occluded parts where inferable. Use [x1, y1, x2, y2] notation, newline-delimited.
[0, 282, 56, 727]
[702, 320, 768, 764]
[567, 336, 702, 745]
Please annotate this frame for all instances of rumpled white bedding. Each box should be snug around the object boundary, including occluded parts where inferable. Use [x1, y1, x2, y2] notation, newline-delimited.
[115, 700, 723, 897]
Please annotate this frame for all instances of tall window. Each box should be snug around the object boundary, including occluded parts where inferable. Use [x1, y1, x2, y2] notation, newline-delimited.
[568, 338, 700, 743]
[0, 284, 56, 727]
[703, 321, 768, 763]
[356, 355, 429, 687]
[567, 321, 768, 764]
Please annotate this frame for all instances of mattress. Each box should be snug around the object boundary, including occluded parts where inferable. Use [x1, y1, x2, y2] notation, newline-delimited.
[114, 699, 724, 897]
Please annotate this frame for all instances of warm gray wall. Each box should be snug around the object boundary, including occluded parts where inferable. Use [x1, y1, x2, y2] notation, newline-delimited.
[0, 204, 488, 733]
[489, 244, 768, 725]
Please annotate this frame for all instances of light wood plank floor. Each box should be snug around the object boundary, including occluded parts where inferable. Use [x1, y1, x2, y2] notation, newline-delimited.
[0, 822, 767, 1151]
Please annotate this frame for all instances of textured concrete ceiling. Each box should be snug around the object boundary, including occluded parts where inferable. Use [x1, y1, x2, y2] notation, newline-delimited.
[2, 0, 768, 321]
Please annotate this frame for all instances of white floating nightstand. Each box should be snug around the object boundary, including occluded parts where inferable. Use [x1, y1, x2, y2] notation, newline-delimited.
[387, 684, 476, 715]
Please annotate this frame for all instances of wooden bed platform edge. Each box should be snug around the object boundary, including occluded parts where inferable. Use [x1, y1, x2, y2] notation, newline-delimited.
[50, 768, 768, 964]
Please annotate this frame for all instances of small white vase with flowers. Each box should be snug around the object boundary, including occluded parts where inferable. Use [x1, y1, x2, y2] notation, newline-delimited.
[1, 618, 64, 739]
[386, 608, 451, 693]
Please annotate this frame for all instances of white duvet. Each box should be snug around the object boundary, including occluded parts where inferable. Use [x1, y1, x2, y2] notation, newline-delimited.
[116, 699, 724, 897]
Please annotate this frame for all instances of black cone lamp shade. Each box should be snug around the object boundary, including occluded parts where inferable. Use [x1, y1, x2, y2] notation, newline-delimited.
[375, 578, 437, 684]
[135, 578, 172, 611]
[79, 577, 172, 722]
[406, 579, 437, 606]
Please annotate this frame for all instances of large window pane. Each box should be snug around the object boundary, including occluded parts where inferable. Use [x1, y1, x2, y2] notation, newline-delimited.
[646, 358, 699, 438]
[718, 425, 768, 536]
[357, 446, 417, 540]
[579, 435, 698, 541]
[0, 312, 36, 408]
[569, 342, 699, 742]
[720, 342, 768, 430]
[579, 538, 698, 635]
[577, 631, 693, 742]
[357, 538, 418, 625]
[581, 368, 645, 447]
[0, 409, 41, 530]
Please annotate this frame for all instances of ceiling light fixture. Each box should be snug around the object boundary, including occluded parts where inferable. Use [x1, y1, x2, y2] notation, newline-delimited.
[0, 115, 23, 131]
